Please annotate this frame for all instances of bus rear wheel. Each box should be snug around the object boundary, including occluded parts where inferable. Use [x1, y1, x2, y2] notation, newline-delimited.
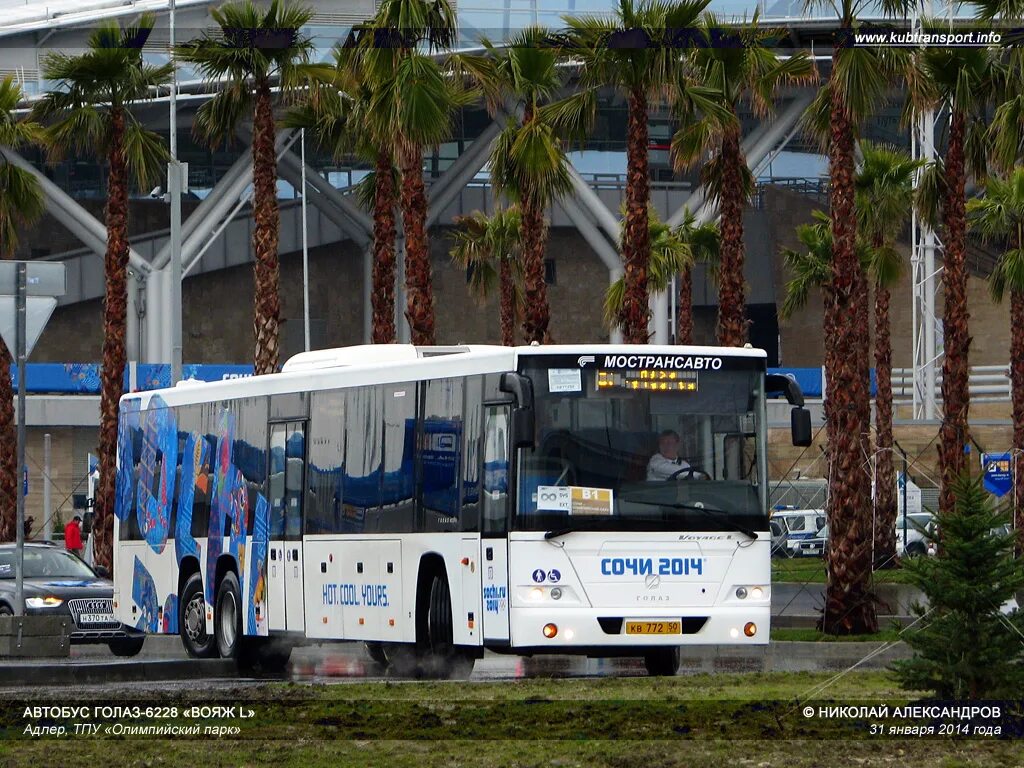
[643, 646, 680, 677]
[180, 572, 216, 659]
[215, 571, 243, 660]
[240, 637, 292, 673]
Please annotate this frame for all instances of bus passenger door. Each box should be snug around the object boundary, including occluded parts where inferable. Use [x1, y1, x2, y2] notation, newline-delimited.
[268, 421, 307, 633]
[267, 424, 287, 632]
[480, 404, 511, 644]
[283, 421, 307, 632]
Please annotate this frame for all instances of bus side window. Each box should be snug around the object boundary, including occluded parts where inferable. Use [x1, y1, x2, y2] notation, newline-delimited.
[482, 404, 511, 534]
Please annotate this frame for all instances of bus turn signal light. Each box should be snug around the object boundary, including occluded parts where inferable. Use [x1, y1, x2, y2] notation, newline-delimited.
[542, 623, 558, 639]
[744, 622, 757, 637]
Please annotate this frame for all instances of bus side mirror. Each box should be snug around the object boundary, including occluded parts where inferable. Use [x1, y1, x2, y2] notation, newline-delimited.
[500, 372, 536, 449]
[791, 407, 812, 447]
[511, 407, 536, 449]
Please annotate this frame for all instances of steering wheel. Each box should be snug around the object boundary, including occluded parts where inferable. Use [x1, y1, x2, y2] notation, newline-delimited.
[667, 466, 711, 481]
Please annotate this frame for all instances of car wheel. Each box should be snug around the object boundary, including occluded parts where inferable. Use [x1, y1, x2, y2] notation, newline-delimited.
[108, 637, 145, 657]
[643, 646, 680, 677]
[906, 542, 926, 557]
[0, 603, 12, 616]
[179, 572, 216, 658]
[215, 571, 243, 660]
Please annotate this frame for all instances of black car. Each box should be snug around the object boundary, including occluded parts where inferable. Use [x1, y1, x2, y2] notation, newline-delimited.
[0, 542, 145, 656]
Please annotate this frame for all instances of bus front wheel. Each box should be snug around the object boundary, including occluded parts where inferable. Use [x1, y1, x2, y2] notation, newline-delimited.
[643, 646, 680, 677]
[179, 572, 216, 659]
[425, 573, 474, 680]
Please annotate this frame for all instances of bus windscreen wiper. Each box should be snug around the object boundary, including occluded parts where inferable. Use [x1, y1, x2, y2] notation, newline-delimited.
[624, 499, 758, 541]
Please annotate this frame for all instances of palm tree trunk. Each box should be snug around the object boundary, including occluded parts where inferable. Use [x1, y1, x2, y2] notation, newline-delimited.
[677, 267, 693, 345]
[621, 88, 651, 345]
[873, 274, 897, 568]
[499, 255, 515, 346]
[0, 340, 14, 542]
[372, 150, 397, 344]
[399, 146, 435, 345]
[1011, 289, 1024, 555]
[252, 81, 281, 375]
[94, 107, 130, 572]
[519, 103, 551, 345]
[717, 121, 747, 347]
[520, 191, 550, 344]
[820, 62, 877, 635]
[937, 109, 970, 517]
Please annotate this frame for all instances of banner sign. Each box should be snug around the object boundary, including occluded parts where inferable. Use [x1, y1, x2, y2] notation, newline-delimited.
[9, 363, 254, 394]
[981, 452, 1014, 498]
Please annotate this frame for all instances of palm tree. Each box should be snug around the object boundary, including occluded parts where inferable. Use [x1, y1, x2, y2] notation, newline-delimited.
[0, 77, 45, 543]
[909, 43, 1000, 518]
[968, 168, 1024, 550]
[177, 0, 316, 373]
[674, 210, 719, 345]
[672, 13, 813, 347]
[605, 207, 693, 334]
[287, 47, 401, 344]
[799, 0, 911, 634]
[480, 27, 575, 344]
[561, 0, 714, 343]
[359, 0, 467, 345]
[855, 142, 920, 568]
[449, 207, 523, 346]
[34, 16, 171, 570]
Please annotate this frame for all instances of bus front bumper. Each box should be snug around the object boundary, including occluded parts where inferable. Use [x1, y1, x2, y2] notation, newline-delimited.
[508, 606, 770, 648]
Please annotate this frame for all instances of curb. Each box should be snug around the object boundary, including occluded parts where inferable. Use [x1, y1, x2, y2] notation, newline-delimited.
[0, 659, 237, 687]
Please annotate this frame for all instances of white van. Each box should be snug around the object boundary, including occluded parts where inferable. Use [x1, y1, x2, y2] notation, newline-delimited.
[771, 509, 826, 557]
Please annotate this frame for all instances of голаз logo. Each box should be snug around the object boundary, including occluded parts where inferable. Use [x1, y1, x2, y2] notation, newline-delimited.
[577, 355, 596, 367]
[644, 573, 661, 590]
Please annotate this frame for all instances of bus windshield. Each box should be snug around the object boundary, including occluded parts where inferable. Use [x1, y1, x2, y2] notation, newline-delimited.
[515, 354, 768, 533]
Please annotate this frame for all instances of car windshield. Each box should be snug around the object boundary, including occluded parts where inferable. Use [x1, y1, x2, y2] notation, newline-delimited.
[515, 353, 768, 532]
[0, 548, 97, 579]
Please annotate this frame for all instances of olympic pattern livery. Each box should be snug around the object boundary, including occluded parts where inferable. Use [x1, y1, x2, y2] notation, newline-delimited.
[113, 344, 810, 676]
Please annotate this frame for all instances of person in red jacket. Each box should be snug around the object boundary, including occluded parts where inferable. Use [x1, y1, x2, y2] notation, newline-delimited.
[64, 515, 83, 557]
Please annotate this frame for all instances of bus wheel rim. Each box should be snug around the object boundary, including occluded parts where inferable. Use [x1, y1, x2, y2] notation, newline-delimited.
[185, 595, 206, 643]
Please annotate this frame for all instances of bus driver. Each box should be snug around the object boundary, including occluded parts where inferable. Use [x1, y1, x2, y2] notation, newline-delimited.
[647, 429, 691, 481]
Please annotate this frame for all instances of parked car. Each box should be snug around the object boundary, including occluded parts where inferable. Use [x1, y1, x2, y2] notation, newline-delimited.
[0, 542, 145, 656]
[895, 512, 936, 557]
[770, 520, 790, 558]
[771, 509, 826, 557]
[794, 524, 828, 558]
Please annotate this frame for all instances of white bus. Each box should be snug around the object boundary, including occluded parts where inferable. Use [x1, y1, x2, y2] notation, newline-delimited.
[113, 344, 811, 676]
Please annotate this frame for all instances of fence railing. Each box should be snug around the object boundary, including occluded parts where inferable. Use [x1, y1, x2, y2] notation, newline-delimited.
[892, 365, 1012, 404]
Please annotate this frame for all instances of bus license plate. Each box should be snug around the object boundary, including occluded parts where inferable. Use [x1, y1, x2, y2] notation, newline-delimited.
[625, 620, 681, 635]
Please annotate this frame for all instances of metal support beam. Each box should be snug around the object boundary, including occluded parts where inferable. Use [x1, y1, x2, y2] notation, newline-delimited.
[0, 148, 151, 275]
[425, 121, 503, 228]
[565, 165, 621, 244]
[276, 150, 372, 246]
[912, 107, 941, 420]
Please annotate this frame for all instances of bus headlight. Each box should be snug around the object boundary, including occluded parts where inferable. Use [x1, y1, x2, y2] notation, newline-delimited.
[750, 587, 764, 600]
[529, 587, 544, 601]
[550, 587, 562, 600]
[735, 587, 748, 600]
